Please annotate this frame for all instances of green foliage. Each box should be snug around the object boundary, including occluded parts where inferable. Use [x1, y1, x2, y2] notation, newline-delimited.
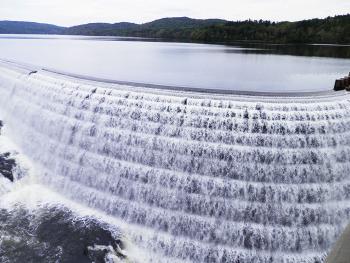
[73, 15, 350, 44]
[178, 15, 350, 44]
[1, 15, 349, 44]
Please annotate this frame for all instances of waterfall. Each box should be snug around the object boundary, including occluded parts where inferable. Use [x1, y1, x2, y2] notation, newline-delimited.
[0, 60, 350, 263]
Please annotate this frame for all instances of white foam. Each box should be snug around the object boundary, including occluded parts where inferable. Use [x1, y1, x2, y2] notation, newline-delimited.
[1, 61, 350, 262]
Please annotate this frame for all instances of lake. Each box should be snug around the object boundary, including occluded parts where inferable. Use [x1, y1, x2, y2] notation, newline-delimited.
[0, 34, 349, 92]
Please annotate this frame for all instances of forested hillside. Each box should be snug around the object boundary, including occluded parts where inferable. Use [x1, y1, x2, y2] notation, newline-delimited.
[0, 21, 63, 34]
[1, 15, 349, 44]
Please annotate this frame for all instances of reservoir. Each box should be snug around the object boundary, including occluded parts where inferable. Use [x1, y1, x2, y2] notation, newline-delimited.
[0, 34, 349, 92]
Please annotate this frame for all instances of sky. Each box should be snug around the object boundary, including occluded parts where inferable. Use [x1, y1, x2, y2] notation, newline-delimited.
[1, 0, 349, 27]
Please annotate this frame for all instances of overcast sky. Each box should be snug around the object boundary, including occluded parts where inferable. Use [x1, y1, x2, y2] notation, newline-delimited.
[1, 0, 349, 26]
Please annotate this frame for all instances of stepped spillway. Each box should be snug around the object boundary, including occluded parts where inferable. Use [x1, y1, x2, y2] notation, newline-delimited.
[0, 60, 350, 263]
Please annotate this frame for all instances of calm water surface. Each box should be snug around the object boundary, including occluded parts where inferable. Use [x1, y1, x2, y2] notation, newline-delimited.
[0, 34, 349, 92]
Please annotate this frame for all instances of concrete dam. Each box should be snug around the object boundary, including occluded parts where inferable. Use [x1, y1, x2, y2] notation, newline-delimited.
[0, 60, 350, 263]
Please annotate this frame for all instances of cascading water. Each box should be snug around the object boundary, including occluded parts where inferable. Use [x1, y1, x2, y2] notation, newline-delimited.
[0, 60, 350, 263]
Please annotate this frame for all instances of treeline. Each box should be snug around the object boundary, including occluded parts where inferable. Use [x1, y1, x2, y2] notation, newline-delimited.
[1, 15, 350, 44]
[116, 15, 350, 44]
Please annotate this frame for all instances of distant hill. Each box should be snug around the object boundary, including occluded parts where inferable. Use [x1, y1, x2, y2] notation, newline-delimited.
[63, 22, 138, 36]
[61, 17, 227, 37]
[1, 15, 349, 44]
[0, 21, 64, 34]
[122, 17, 228, 39]
[142, 17, 227, 29]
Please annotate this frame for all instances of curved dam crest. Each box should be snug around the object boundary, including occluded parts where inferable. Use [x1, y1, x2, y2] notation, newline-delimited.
[0, 60, 350, 262]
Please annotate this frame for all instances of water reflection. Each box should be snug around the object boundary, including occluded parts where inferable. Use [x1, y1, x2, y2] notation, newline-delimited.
[224, 42, 350, 58]
[0, 34, 349, 92]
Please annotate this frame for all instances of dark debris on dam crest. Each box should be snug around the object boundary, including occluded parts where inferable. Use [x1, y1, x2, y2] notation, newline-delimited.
[1, 60, 350, 262]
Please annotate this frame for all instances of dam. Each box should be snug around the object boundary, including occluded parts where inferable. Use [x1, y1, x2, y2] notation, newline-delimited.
[0, 59, 350, 263]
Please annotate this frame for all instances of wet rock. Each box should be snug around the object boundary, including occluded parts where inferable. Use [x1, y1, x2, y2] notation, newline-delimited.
[0, 152, 16, 182]
[0, 120, 17, 182]
[0, 205, 125, 263]
[87, 244, 126, 263]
